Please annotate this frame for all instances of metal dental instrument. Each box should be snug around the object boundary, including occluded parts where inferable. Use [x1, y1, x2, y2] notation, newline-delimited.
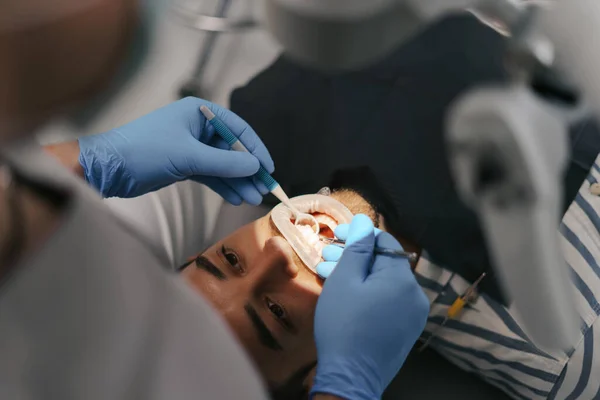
[418, 272, 487, 352]
[319, 237, 419, 263]
[200, 105, 320, 233]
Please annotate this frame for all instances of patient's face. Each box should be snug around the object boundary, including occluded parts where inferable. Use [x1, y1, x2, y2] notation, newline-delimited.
[182, 214, 323, 388]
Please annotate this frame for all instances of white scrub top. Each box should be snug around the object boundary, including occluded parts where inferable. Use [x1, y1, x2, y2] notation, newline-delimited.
[104, 181, 222, 268]
[0, 143, 268, 400]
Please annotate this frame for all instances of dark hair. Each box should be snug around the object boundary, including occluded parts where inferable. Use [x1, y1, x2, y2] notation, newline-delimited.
[328, 166, 403, 239]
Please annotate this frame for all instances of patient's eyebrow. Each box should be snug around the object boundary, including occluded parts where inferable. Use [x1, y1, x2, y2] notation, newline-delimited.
[176, 259, 194, 272]
[195, 256, 227, 280]
[244, 303, 283, 351]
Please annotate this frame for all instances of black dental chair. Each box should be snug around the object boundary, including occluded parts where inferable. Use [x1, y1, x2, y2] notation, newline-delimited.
[229, 12, 596, 399]
[385, 347, 508, 399]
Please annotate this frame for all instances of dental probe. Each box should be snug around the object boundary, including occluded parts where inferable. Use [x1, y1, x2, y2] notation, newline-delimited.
[200, 106, 319, 232]
[319, 237, 419, 263]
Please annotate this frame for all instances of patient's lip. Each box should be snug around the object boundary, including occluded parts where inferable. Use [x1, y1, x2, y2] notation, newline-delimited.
[312, 213, 337, 233]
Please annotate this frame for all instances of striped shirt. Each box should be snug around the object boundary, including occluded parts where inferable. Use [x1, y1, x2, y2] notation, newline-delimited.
[415, 155, 600, 399]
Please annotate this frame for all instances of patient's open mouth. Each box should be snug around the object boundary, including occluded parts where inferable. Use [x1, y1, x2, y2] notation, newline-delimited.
[293, 213, 337, 256]
[270, 194, 355, 275]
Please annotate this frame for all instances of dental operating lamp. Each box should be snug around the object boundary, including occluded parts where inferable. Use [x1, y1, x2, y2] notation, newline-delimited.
[263, 0, 600, 350]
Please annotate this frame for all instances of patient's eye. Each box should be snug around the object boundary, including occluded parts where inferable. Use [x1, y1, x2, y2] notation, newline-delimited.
[266, 297, 286, 320]
[266, 297, 295, 333]
[221, 245, 244, 274]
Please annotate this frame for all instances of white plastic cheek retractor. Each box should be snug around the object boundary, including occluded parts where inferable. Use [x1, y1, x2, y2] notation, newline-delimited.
[271, 194, 354, 275]
[292, 210, 320, 234]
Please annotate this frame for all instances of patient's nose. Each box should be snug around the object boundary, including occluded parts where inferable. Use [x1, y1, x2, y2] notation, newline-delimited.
[258, 237, 300, 281]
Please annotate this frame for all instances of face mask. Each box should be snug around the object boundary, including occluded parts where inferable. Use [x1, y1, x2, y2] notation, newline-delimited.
[70, 0, 167, 129]
[271, 192, 354, 276]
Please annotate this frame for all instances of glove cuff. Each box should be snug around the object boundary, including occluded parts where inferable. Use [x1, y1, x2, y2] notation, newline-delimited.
[310, 360, 383, 400]
[78, 134, 127, 198]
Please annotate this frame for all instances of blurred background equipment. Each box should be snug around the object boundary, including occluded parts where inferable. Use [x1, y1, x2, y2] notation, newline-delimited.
[172, 0, 258, 98]
[37, 0, 280, 145]
[261, 0, 580, 351]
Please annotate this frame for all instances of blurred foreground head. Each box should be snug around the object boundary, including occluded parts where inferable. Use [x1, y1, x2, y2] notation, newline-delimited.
[0, 0, 142, 143]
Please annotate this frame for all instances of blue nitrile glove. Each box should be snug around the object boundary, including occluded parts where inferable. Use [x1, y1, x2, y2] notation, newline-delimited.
[78, 97, 274, 203]
[317, 225, 383, 279]
[311, 215, 430, 400]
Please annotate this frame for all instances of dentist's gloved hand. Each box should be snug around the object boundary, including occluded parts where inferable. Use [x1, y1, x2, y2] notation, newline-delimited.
[311, 215, 429, 400]
[316, 225, 383, 279]
[78, 97, 274, 203]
